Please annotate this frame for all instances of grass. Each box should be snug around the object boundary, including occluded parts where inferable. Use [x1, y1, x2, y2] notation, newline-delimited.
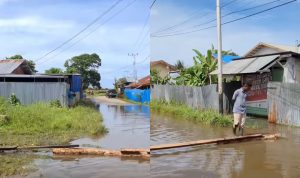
[150, 100, 233, 127]
[0, 153, 48, 177]
[0, 97, 107, 146]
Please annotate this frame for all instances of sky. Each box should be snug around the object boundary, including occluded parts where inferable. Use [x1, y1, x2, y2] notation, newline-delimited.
[151, 0, 300, 67]
[0, 0, 150, 88]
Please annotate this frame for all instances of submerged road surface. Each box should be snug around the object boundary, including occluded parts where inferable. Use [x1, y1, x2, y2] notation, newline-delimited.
[151, 113, 300, 178]
[25, 99, 150, 178]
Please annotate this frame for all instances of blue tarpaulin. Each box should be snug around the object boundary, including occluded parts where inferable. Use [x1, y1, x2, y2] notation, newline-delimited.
[124, 89, 150, 104]
[70, 75, 83, 98]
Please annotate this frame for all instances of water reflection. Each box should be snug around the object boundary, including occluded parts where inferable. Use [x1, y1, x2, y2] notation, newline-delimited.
[72, 104, 150, 149]
[22, 103, 150, 178]
[151, 113, 300, 178]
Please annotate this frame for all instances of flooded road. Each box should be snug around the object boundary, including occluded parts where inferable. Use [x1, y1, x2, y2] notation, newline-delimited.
[24, 102, 150, 178]
[151, 113, 300, 178]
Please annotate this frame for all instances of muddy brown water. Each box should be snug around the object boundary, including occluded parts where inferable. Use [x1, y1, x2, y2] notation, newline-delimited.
[7, 103, 150, 178]
[151, 113, 300, 178]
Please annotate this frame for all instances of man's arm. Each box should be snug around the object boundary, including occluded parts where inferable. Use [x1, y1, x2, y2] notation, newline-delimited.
[232, 90, 238, 101]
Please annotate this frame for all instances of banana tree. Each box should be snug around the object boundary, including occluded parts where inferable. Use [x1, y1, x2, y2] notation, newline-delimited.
[175, 48, 218, 86]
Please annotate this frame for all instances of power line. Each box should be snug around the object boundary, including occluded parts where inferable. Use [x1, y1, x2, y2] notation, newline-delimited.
[221, 0, 239, 8]
[150, 0, 157, 9]
[133, 13, 150, 51]
[136, 29, 150, 51]
[152, 10, 212, 35]
[155, 0, 282, 35]
[35, 0, 123, 62]
[38, 0, 138, 65]
[101, 56, 149, 75]
[151, 0, 296, 38]
[151, 0, 240, 35]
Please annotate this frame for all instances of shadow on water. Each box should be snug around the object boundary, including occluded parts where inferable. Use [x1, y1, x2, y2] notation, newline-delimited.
[151, 112, 300, 178]
[3, 103, 149, 178]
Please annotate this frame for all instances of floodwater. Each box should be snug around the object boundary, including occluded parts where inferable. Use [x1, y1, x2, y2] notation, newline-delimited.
[14, 103, 150, 178]
[151, 113, 300, 178]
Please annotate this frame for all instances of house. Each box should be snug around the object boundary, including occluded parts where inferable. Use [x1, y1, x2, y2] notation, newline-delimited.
[210, 42, 300, 116]
[126, 75, 150, 89]
[0, 59, 32, 74]
[124, 75, 150, 104]
[150, 60, 176, 78]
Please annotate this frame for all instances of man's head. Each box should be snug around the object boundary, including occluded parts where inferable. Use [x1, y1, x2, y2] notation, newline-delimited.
[242, 82, 252, 92]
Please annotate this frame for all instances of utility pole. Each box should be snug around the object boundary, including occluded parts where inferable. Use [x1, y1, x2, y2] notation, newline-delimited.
[128, 53, 138, 82]
[216, 0, 223, 114]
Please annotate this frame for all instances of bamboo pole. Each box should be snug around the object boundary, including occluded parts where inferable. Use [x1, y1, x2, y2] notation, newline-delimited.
[0, 144, 79, 151]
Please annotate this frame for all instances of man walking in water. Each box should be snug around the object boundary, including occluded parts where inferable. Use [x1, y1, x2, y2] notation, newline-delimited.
[232, 82, 252, 135]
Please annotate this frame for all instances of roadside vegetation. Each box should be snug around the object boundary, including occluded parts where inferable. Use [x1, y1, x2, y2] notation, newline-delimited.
[151, 100, 233, 127]
[151, 47, 238, 86]
[0, 97, 107, 146]
[86, 89, 107, 97]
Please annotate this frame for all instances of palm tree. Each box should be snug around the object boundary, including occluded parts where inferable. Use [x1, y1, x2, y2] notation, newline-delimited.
[174, 60, 185, 70]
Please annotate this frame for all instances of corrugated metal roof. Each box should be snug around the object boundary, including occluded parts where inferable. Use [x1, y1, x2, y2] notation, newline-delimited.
[0, 74, 67, 78]
[210, 55, 279, 75]
[0, 60, 25, 74]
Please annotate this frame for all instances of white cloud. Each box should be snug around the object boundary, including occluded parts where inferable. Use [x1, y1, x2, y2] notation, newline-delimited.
[0, 16, 75, 30]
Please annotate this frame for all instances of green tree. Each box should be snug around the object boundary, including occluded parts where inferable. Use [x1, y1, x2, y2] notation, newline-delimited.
[45, 68, 64, 74]
[114, 77, 128, 91]
[6, 54, 23, 59]
[150, 69, 171, 85]
[174, 60, 185, 70]
[175, 48, 217, 86]
[211, 45, 239, 56]
[64, 53, 101, 89]
[6, 55, 37, 73]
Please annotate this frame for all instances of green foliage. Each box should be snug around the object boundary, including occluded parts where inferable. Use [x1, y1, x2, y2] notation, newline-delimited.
[0, 97, 107, 146]
[64, 53, 101, 89]
[8, 93, 20, 106]
[175, 48, 217, 86]
[150, 69, 171, 85]
[174, 46, 238, 86]
[26, 60, 37, 73]
[151, 100, 233, 127]
[6, 54, 23, 59]
[210, 45, 239, 56]
[174, 60, 185, 70]
[114, 77, 128, 90]
[49, 100, 62, 108]
[45, 67, 64, 74]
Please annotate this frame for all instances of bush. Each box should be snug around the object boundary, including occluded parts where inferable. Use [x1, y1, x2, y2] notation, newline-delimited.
[49, 100, 62, 108]
[8, 93, 20, 106]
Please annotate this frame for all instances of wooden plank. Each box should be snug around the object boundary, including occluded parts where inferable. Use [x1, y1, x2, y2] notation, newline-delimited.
[150, 134, 279, 151]
[0, 146, 18, 151]
[53, 148, 150, 159]
[120, 148, 150, 155]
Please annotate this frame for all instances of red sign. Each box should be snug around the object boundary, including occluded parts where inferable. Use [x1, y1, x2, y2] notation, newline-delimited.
[243, 73, 272, 101]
